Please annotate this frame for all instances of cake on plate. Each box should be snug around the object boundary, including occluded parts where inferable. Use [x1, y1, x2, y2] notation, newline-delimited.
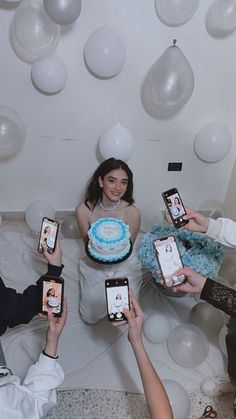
[87, 218, 132, 263]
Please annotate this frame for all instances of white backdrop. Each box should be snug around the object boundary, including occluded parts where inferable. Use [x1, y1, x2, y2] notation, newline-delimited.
[0, 0, 236, 217]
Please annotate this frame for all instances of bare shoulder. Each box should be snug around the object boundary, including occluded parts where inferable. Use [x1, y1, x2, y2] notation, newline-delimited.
[76, 202, 89, 216]
[126, 204, 141, 218]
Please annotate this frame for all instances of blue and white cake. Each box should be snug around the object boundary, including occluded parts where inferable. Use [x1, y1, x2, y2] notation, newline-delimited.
[87, 218, 131, 263]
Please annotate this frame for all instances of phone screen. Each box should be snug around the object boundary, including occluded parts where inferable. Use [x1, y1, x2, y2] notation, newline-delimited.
[162, 188, 188, 228]
[38, 218, 59, 254]
[42, 277, 64, 317]
[153, 236, 185, 287]
[105, 278, 130, 322]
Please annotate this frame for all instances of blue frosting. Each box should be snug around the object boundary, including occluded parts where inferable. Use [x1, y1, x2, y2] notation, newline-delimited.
[138, 224, 225, 283]
[88, 218, 131, 262]
[89, 218, 128, 245]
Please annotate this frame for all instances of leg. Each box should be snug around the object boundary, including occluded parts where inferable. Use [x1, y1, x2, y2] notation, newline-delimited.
[79, 258, 108, 324]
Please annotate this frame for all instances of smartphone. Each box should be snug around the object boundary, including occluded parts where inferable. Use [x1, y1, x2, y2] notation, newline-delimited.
[105, 277, 130, 322]
[162, 188, 188, 229]
[41, 276, 64, 317]
[38, 217, 59, 254]
[153, 235, 185, 288]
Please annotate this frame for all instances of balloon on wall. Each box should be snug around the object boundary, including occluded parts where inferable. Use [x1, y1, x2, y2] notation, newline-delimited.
[163, 379, 190, 419]
[61, 216, 80, 238]
[155, 0, 200, 27]
[141, 40, 194, 119]
[189, 302, 224, 338]
[84, 26, 126, 78]
[194, 122, 232, 163]
[99, 123, 134, 161]
[143, 313, 170, 343]
[0, 106, 26, 161]
[10, 0, 60, 63]
[167, 324, 209, 367]
[31, 56, 67, 94]
[206, 0, 236, 38]
[43, 0, 81, 25]
[25, 201, 56, 232]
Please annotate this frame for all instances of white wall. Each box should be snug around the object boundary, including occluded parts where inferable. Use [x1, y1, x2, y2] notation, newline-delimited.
[0, 0, 236, 217]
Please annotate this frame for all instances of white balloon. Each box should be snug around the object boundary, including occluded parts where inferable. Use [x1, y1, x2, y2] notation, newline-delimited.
[143, 313, 170, 343]
[25, 201, 56, 232]
[31, 56, 67, 94]
[99, 123, 134, 161]
[206, 0, 236, 38]
[10, 0, 60, 63]
[198, 199, 226, 218]
[61, 216, 80, 238]
[189, 302, 224, 338]
[43, 0, 81, 25]
[155, 0, 200, 27]
[141, 42, 194, 119]
[167, 324, 209, 367]
[0, 106, 26, 161]
[194, 122, 232, 163]
[163, 379, 190, 419]
[84, 26, 126, 78]
[218, 325, 228, 357]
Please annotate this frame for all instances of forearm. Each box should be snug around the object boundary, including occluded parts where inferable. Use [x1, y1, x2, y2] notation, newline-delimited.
[131, 340, 173, 419]
[201, 277, 236, 317]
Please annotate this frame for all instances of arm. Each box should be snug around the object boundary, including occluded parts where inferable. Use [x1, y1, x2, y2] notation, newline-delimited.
[75, 202, 90, 244]
[0, 240, 64, 335]
[21, 300, 67, 417]
[126, 205, 141, 244]
[123, 291, 173, 419]
[167, 267, 236, 318]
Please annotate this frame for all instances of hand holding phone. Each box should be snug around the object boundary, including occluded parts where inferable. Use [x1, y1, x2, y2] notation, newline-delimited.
[38, 217, 59, 254]
[162, 188, 188, 229]
[153, 236, 185, 287]
[105, 278, 130, 322]
[42, 276, 64, 317]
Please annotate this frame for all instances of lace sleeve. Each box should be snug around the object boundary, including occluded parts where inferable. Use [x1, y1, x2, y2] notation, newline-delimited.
[201, 278, 236, 318]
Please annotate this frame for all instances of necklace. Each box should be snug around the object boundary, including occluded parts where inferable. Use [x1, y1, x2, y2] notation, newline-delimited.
[99, 199, 120, 211]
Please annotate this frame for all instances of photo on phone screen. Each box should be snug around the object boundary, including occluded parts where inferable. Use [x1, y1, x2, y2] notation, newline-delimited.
[153, 236, 185, 288]
[105, 278, 130, 322]
[162, 188, 188, 229]
[38, 217, 59, 254]
[42, 276, 64, 317]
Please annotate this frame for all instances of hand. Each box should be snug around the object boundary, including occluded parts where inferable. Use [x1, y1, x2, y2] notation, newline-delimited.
[44, 298, 67, 357]
[160, 267, 207, 294]
[43, 239, 62, 267]
[183, 209, 209, 233]
[123, 289, 144, 346]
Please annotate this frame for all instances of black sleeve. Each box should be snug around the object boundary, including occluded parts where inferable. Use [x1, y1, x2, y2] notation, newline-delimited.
[0, 263, 64, 336]
[200, 277, 236, 318]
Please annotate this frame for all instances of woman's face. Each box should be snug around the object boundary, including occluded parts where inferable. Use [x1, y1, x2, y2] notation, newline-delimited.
[102, 169, 128, 202]
[49, 288, 55, 296]
[174, 197, 179, 205]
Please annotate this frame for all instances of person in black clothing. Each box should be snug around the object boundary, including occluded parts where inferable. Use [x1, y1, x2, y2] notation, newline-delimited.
[0, 240, 63, 336]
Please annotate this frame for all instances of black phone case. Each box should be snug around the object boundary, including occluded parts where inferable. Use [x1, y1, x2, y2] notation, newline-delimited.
[105, 278, 129, 322]
[162, 188, 188, 229]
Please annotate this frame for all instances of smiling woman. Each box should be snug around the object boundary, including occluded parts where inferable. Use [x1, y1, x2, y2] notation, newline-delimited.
[75, 157, 143, 324]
